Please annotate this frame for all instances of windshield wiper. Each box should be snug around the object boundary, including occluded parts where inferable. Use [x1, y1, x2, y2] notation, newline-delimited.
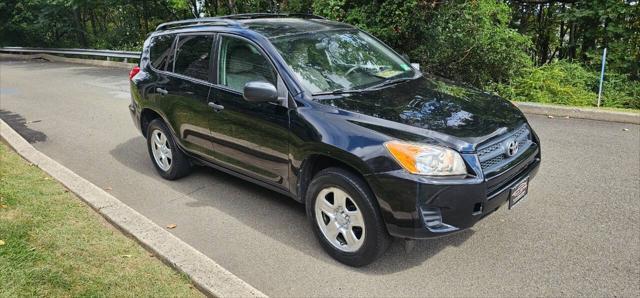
[313, 75, 419, 96]
[366, 77, 415, 90]
[313, 88, 366, 96]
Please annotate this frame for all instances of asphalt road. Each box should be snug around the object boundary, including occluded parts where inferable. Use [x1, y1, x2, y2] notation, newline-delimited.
[1, 58, 639, 297]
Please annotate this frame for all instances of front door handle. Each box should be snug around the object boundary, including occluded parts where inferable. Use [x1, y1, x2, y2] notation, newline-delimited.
[156, 87, 168, 95]
[208, 102, 224, 111]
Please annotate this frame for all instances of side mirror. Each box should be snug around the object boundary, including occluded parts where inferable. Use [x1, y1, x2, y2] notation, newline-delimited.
[243, 81, 278, 103]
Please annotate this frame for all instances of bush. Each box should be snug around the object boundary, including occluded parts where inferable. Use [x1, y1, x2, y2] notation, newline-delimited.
[417, 0, 532, 88]
[602, 73, 640, 109]
[496, 61, 639, 109]
[313, 0, 532, 89]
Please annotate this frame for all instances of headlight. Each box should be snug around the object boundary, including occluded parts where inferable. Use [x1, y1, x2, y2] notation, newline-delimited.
[384, 140, 467, 176]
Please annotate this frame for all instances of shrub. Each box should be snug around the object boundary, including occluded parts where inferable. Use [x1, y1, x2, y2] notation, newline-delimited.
[418, 0, 533, 88]
[496, 61, 639, 109]
[602, 73, 640, 109]
[313, 0, 532, 89]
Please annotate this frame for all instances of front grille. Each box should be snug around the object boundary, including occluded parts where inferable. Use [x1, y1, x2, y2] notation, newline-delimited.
[480, 155, 505, 169]
[477, 124, 532, 172]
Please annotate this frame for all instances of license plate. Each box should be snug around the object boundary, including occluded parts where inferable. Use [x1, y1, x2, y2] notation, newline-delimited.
[508, 177, 529, 209]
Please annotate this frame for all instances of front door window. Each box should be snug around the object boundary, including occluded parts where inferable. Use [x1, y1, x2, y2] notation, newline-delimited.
[218, 36, 276, 92]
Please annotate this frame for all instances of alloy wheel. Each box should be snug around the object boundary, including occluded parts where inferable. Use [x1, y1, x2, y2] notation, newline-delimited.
[314, 187, 366, 252]
[150, 129, 172, 171]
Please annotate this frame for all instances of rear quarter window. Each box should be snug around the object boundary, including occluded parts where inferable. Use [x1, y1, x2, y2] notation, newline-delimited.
[149, 34, 175, 70]
[173, 34, 214, 82]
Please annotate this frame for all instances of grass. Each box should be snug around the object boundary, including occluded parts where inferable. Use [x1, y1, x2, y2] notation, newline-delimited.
[0, 143, 203, 297]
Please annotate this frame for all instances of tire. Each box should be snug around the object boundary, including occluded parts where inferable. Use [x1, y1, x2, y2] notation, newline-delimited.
[146, 118, 191, 180]
[305, 167, 391, 267]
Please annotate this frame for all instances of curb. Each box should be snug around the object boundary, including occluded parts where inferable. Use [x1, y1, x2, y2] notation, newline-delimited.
[0, 53, 135, 69]
[0, 119, 267, 298]
[513, 101, 639, 124]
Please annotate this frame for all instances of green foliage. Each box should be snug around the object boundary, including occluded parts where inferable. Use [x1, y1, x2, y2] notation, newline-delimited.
[559, 0, 640, 79]
[510, 0, 640, 79]
[418, 0, 532, 88]
[496, 61, 596, 106]
[602, 72, 640, 109]
[313, 0, 532, 88]
[496, 61, 639, 109]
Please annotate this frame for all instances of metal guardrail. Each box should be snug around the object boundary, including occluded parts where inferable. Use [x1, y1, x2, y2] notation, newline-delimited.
[0, 47, 141, 61]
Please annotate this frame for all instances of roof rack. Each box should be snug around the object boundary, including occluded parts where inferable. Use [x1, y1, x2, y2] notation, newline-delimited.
[155, 13, 326, 31]
[156, 17, 241, 31]
[219, 13, 326, 20]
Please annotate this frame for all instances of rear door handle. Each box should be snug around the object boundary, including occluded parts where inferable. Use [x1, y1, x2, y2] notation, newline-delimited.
[156, 87, 168, 95]
[208, 102, 224, 111]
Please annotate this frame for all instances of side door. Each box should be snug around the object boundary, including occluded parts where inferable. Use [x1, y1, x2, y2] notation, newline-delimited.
[208, 34, 291, 189]
[160, 33, 217, 159]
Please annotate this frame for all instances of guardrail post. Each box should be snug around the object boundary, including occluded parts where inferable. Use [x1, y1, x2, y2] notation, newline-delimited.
[107, 56, 111, 61]
[124, 58, 128, 63]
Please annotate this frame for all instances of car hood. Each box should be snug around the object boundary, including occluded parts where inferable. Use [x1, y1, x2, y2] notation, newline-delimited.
[316, 75, 526, 141]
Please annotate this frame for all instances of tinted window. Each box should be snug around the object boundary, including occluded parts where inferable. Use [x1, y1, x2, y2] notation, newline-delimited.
[149, 34, 175, 70]
[218, 36, 276, 92]
[173, 35, 214, 81]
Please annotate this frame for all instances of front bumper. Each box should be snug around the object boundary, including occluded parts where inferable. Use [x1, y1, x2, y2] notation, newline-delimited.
[367, 143, 541, 239]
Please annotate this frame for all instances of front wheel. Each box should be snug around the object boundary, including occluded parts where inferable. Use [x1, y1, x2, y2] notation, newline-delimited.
[146, 119, 191, 180]
[306, 167, 391, 266]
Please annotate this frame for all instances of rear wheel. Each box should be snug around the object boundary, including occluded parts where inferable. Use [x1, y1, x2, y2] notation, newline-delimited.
[146, 119, 191, 180]
[306, 167, 391, 266]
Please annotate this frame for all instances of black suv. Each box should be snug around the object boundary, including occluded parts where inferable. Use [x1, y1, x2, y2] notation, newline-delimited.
[129, 13, 541, 266]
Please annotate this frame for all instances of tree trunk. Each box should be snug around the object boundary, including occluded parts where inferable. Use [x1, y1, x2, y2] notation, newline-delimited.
[74, 8, 88, 47]
[227, 0, 237, 14]
[556, 3, 566, 59]
[141, 0, 149, 33]
[206, 0, 219, 16]
[188, 0, 199, 17]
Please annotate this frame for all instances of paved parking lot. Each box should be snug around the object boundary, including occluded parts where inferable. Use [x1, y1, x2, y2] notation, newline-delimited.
[1, 58, 639, 296]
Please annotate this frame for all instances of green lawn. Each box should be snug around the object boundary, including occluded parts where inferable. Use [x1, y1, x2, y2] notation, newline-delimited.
[0, 143, 203, 297]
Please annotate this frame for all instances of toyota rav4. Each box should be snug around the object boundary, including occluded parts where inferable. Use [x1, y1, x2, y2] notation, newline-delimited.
[128, 13, 541, 266]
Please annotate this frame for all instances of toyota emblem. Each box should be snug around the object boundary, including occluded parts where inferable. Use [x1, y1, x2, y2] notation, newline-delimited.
[506, 139, 519, 157]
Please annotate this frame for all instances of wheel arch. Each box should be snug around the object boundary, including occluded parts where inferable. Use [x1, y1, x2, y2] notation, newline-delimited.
[140, 108, 164, 138]
[297, 152, 375, 204]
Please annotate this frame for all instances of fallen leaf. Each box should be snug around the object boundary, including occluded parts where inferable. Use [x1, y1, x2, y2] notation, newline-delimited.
[547, 115, 554, 119]
[0, 240, 5, 246]
[44, 177, 50, 180]
[564, 116, 570, 119]
[121, 254, 132, 258]
[0, 205, 7, 209]
[104, 187, 112, 191]
[63, 189, 69, 193]
[622, 128, 629, 132]
[166, 224, 177, 229]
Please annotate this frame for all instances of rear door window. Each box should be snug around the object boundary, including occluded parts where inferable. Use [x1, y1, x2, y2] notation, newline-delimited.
[173, 34, 214, 82]
[149, 34, 175, 70]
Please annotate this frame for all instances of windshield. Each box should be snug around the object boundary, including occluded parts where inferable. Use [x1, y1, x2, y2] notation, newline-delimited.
[271, 30, 416, 94]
